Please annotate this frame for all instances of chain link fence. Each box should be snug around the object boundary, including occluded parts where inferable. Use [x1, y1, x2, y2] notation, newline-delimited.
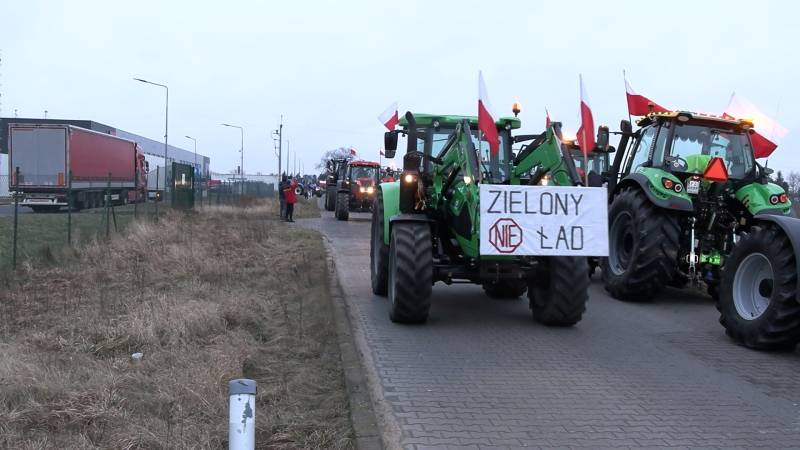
[0, 175, 274, 272]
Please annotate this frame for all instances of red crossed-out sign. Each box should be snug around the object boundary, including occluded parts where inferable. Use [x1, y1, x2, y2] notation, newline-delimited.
[489, 218, 523, 253]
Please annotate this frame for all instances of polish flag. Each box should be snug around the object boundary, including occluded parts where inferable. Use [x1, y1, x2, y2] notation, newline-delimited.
[378, 101, 399, 131]
[545, 108, 552, 129]
[723, 93, 788, 159]
[576, 75, 595, 156]
[478, 71, 500, 156]
[380, 149, 385, 157]
[625, 77, 668, 116]
[350, 147, 357, 156]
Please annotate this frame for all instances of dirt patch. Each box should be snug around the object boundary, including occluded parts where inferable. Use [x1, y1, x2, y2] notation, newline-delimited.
[0, 198, 351, 449]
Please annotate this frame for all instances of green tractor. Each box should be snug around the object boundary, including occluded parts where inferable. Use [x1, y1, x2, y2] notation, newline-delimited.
[370, 111, 601, 325]
[604, 110, 800, 349]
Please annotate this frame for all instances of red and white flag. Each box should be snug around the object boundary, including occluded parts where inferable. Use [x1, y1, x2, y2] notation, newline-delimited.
[545, 108, 552, 129]
[625, 76, 668, 116]
[350, 147, 358, 156]
[380, 149, 385, 157]
[478, 71, 500, 156]
[378, 101, 399, 131]
[723, 93, 788, 159]
[576, 74, 595, 156]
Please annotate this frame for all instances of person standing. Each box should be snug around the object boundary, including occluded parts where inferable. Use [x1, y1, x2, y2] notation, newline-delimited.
[284, 177, 298, 222]
[278, 173, 288, 218]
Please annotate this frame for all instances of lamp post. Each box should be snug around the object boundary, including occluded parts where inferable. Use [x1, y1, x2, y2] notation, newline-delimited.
[133, 77, 169, 194]
[222, 123, 244, 195]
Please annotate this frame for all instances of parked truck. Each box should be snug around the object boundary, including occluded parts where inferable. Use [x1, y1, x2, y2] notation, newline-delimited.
[8, 124, 148, 211]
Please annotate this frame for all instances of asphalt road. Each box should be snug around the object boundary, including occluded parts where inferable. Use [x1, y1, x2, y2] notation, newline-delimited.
[301, 209, 800, 449]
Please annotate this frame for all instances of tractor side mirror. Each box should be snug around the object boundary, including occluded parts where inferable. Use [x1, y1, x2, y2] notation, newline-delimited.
[620, 120, 632, 134]
[595, 125, 610, 152]
[384, 131, 398, 158]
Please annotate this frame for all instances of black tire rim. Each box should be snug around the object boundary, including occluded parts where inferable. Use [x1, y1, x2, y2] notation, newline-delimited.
[609, 211, 634, 276]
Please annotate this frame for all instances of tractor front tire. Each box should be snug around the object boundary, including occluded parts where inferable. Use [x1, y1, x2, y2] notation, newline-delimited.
[370, 190, 389, 296]
[718, 226, 800, 350]
[388, 222, 432, 323]
[602, 188, 680, 301]
[325, 188, 335, 211]
[335, 192, 349, 221]
[482, 280, 527, 299]
[528, 256, 589, 326]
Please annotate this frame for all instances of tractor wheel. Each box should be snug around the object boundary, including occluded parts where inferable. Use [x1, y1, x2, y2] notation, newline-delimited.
[335, 192, 349, 221]
[482, 280, 527, 299]
[602, 188, 680, 301]
[528, 256, 589, 326]
[325, 188, 335, 211]
[370, 190, 389, 296]
[388, 222, 432, 323]
[718, 226, 800, 350]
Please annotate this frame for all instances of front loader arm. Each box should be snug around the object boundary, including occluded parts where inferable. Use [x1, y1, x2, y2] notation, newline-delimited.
[512, 126, 581, 187]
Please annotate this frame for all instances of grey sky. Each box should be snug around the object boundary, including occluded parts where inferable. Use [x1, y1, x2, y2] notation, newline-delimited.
[2, 0, 798, 174]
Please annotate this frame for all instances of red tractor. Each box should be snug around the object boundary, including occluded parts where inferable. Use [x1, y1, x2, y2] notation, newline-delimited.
[335, 160, 381, 221]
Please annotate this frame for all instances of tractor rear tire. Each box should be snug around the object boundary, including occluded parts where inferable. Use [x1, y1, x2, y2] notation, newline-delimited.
[335, 192, 349, 221]
[602, 188, 680, 301]
[528, 256, 589, 326]
[370, 190, 389, 296]
[718, 226, 800, 350]
[388, 222, 432, 323]
[325, 188, 335, 211]
[482, 280, 527, 299]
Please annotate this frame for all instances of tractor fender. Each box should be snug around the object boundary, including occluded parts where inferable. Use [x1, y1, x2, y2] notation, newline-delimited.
[616, 173, 693, 212]
[753, 213, 800, 301]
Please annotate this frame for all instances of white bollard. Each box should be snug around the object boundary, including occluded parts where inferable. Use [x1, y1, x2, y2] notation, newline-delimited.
[229, 379, 256, 450]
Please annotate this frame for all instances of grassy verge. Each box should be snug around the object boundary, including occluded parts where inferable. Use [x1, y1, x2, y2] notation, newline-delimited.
[0, 196, 319, 270]
[0, 198, 351, 448]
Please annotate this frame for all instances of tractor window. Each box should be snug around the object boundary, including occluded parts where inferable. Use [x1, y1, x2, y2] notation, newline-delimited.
[350, 165, 378, 181]
[626, 126, 656, 172]
[669, 124, 754, 179]
[470, 129, 511, 182]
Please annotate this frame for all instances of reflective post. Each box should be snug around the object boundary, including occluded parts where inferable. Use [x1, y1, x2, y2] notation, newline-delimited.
[228, 379, 256, 450]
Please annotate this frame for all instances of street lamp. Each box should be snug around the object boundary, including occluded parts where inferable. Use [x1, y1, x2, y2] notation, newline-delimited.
[133, 77, 169, 194]
[222, 123, 244, 195]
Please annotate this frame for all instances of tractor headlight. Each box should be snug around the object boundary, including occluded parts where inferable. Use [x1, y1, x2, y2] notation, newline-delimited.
[359, 186, 366, 193]
[539, 175, 551, 186]
[770, 194, 780, 205]
[463, 175, 472, 185]
[404, 173, 415, 184]
[367, 186, 375, 194]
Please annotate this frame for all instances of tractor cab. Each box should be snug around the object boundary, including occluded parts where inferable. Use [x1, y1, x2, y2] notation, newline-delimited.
[384, 113, 521, 184]
[610, 111, 768, 195]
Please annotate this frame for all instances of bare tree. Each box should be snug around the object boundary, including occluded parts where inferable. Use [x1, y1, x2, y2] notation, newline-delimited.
[316, 147, 353, 170]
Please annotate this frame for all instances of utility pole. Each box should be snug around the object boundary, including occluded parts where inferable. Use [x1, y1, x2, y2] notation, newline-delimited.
[272, 116, 283, 178]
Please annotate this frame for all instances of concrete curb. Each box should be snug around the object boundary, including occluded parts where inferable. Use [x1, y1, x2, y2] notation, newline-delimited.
[323, 238, 385, 450]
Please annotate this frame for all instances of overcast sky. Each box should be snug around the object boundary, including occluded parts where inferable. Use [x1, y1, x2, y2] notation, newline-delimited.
[2, 0, 798, 174]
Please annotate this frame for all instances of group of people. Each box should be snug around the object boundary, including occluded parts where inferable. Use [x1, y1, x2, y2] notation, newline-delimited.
[278, 174, 298, 222]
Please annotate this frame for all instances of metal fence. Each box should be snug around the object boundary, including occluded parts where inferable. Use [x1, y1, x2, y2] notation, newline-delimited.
[0, 177, 275, 272]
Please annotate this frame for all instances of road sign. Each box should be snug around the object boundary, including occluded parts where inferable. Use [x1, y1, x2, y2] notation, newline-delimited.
[479, 185, 609, 256]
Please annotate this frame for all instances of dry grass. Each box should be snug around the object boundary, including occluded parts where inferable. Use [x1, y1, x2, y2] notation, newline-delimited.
[0, 198, 351, 449]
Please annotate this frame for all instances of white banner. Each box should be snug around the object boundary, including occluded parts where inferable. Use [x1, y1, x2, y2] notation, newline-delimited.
[479, 185, 609, 256]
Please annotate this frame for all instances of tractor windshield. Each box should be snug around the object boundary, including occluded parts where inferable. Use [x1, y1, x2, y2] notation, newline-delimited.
[668, 124, 754, 179]
[350, 165, 378, 182]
